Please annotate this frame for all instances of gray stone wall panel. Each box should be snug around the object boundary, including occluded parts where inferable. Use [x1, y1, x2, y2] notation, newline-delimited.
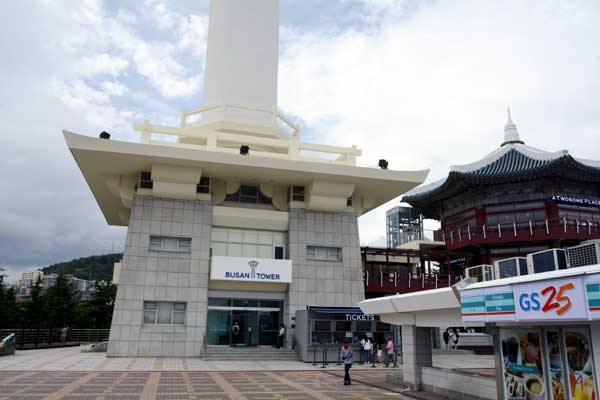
[107, 196, 211, 357]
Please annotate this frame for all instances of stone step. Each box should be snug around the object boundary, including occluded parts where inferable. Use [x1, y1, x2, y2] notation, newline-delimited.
[203, 347, 299, 361]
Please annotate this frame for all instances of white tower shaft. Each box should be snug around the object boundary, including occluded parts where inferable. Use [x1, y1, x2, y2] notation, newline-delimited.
[203, 0, 280, 119]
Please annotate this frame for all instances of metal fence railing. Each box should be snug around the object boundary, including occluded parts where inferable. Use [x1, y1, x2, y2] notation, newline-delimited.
[0, 328, 110, 349]
[0, 333, 16, 356]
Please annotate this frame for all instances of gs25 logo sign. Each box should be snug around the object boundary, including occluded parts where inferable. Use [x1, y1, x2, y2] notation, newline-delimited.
[518, 283, 575, 316]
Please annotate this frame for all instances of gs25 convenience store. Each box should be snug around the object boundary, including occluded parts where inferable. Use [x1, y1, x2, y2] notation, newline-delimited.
[461, 265, 600, 400]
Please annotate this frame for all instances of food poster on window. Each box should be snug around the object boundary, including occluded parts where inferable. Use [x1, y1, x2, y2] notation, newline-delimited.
[545, 330, 566, 400]
[501, 329, 546, 400]
[564, 328, 596, 400]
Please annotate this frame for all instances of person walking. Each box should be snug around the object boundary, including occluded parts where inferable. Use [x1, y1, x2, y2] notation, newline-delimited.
[385, 336, 395, 367]
[451, 328, 460, 350]
[363, 337, 372, 364]
[277, 324, 285, 348]
[341, 340, 354, 385]
[374, 339, 383, 363]
[231, 321, 240, 347]
[443, 328, 450, 351]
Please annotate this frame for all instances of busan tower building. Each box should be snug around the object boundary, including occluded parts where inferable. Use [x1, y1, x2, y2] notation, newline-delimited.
[64, 0, 428, 357]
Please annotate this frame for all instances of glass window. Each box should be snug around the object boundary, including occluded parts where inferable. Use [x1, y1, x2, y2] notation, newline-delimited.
[149, 236, 192, 252]
[307, 246, 341, 261]
[376, 322, 391, 332]
[259, 300, 281, 309]
[197, 177, 211, 194]
[312, 332, 332, 344]
[232, 299, 259, 308]
[274, 246, 284, 260]
[208, 299, 230, 307]
[139, 171, 153, 189]
[178, 238, 191, 252]
[157, 303, 172, 324]
[225, 185, 272, 205]
[356, 321, 372, 331]
[335, 321, 351, 331]
[291, 186, 305, 202]
[143, 311, 156, 324]
[314, 321, 331, 331]
[143, 301, 186, 325]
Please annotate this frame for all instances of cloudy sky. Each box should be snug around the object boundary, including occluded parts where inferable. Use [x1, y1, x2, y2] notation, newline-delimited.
[1, 0, 599, 281]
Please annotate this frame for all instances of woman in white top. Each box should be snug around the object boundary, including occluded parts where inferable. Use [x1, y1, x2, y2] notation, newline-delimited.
[277, 324, 285, 348]
[363, 337, 372, 364]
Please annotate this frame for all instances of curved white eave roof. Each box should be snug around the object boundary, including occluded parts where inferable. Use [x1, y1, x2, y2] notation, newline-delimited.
[358, 287, 459, 315]
[64, 131, 429, 225]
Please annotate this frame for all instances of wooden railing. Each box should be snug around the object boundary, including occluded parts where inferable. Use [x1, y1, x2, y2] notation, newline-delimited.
[364, 270, 463, 294]
[442, 218, 600, 250]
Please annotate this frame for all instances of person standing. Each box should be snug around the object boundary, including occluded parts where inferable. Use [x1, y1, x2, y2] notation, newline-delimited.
[60, 325, 68, 344]
[443, 329, 450, 351]
[451, 328, 460, 350]
[363, 337, 372, 364]
[359, 336, 366, 363]
[231, 321, 240, 347]
[277, 324, 285, 348]
[341, 340, 354, 385]
[385, 336, 395, 367]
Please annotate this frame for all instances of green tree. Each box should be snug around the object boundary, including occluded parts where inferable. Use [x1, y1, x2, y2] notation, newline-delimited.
[0, 268, 20, 328]
[22, 275, 46, 327]
[73, 283, 116, 329]
[43, 273, 75, 328]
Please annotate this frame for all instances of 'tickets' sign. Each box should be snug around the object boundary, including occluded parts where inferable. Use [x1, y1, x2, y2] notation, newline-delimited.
[513, 277, 588, 321]
[210, 256, 292, 283]
[461, 272, 600, 323]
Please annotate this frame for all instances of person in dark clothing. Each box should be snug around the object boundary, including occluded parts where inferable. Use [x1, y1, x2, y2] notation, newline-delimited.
[443, 329, 450, 351]
[341, 340, 353, 385]
[451, 328, 460, 350]
[277, 324, 285, 348]
[231, 321, 240, 347]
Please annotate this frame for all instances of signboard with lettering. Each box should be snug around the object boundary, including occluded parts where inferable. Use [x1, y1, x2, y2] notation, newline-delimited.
[210, 256, 292, 283]
[551, 195, 600, 208]
[461, 272, 600, 323]
[513, 276, 588, 321]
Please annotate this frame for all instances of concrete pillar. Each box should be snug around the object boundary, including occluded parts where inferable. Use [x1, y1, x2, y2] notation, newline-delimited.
[203, 0, 279, 125]
[401, 325, 433, 389]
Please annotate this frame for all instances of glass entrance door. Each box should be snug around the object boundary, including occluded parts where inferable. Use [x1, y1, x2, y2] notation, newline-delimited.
[207, 299, 282, 346]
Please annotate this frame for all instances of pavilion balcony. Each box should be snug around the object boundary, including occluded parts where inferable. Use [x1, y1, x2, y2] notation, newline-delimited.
[442, 218, 600, 250]
[363, 270, 464, 294]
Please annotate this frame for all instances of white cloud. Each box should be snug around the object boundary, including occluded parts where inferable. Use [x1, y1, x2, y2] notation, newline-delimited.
[78, 53, 129, 77]
[279, 0, 600, 245]
[101, 81, 130, 96]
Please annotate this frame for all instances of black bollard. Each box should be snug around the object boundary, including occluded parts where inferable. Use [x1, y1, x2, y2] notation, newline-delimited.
[321, 348, 327, 368]
[371, 350, 376, 368]
[337, 347, 342, 365]
[312, 347, 317, 366]
[393, 349, 398, 368]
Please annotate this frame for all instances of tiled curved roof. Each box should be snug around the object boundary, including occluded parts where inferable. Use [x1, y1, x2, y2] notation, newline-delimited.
[464, 148, 557, 177]
[403, 142, 600, 202]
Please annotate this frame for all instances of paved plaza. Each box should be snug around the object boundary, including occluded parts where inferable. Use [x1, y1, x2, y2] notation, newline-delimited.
[1, 370, 412, 400]
[0, 347, 494, 372]
[0, 348, 495, 399]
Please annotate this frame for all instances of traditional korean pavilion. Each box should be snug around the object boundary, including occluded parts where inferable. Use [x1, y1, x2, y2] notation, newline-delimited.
[403, 110, 600, 265]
